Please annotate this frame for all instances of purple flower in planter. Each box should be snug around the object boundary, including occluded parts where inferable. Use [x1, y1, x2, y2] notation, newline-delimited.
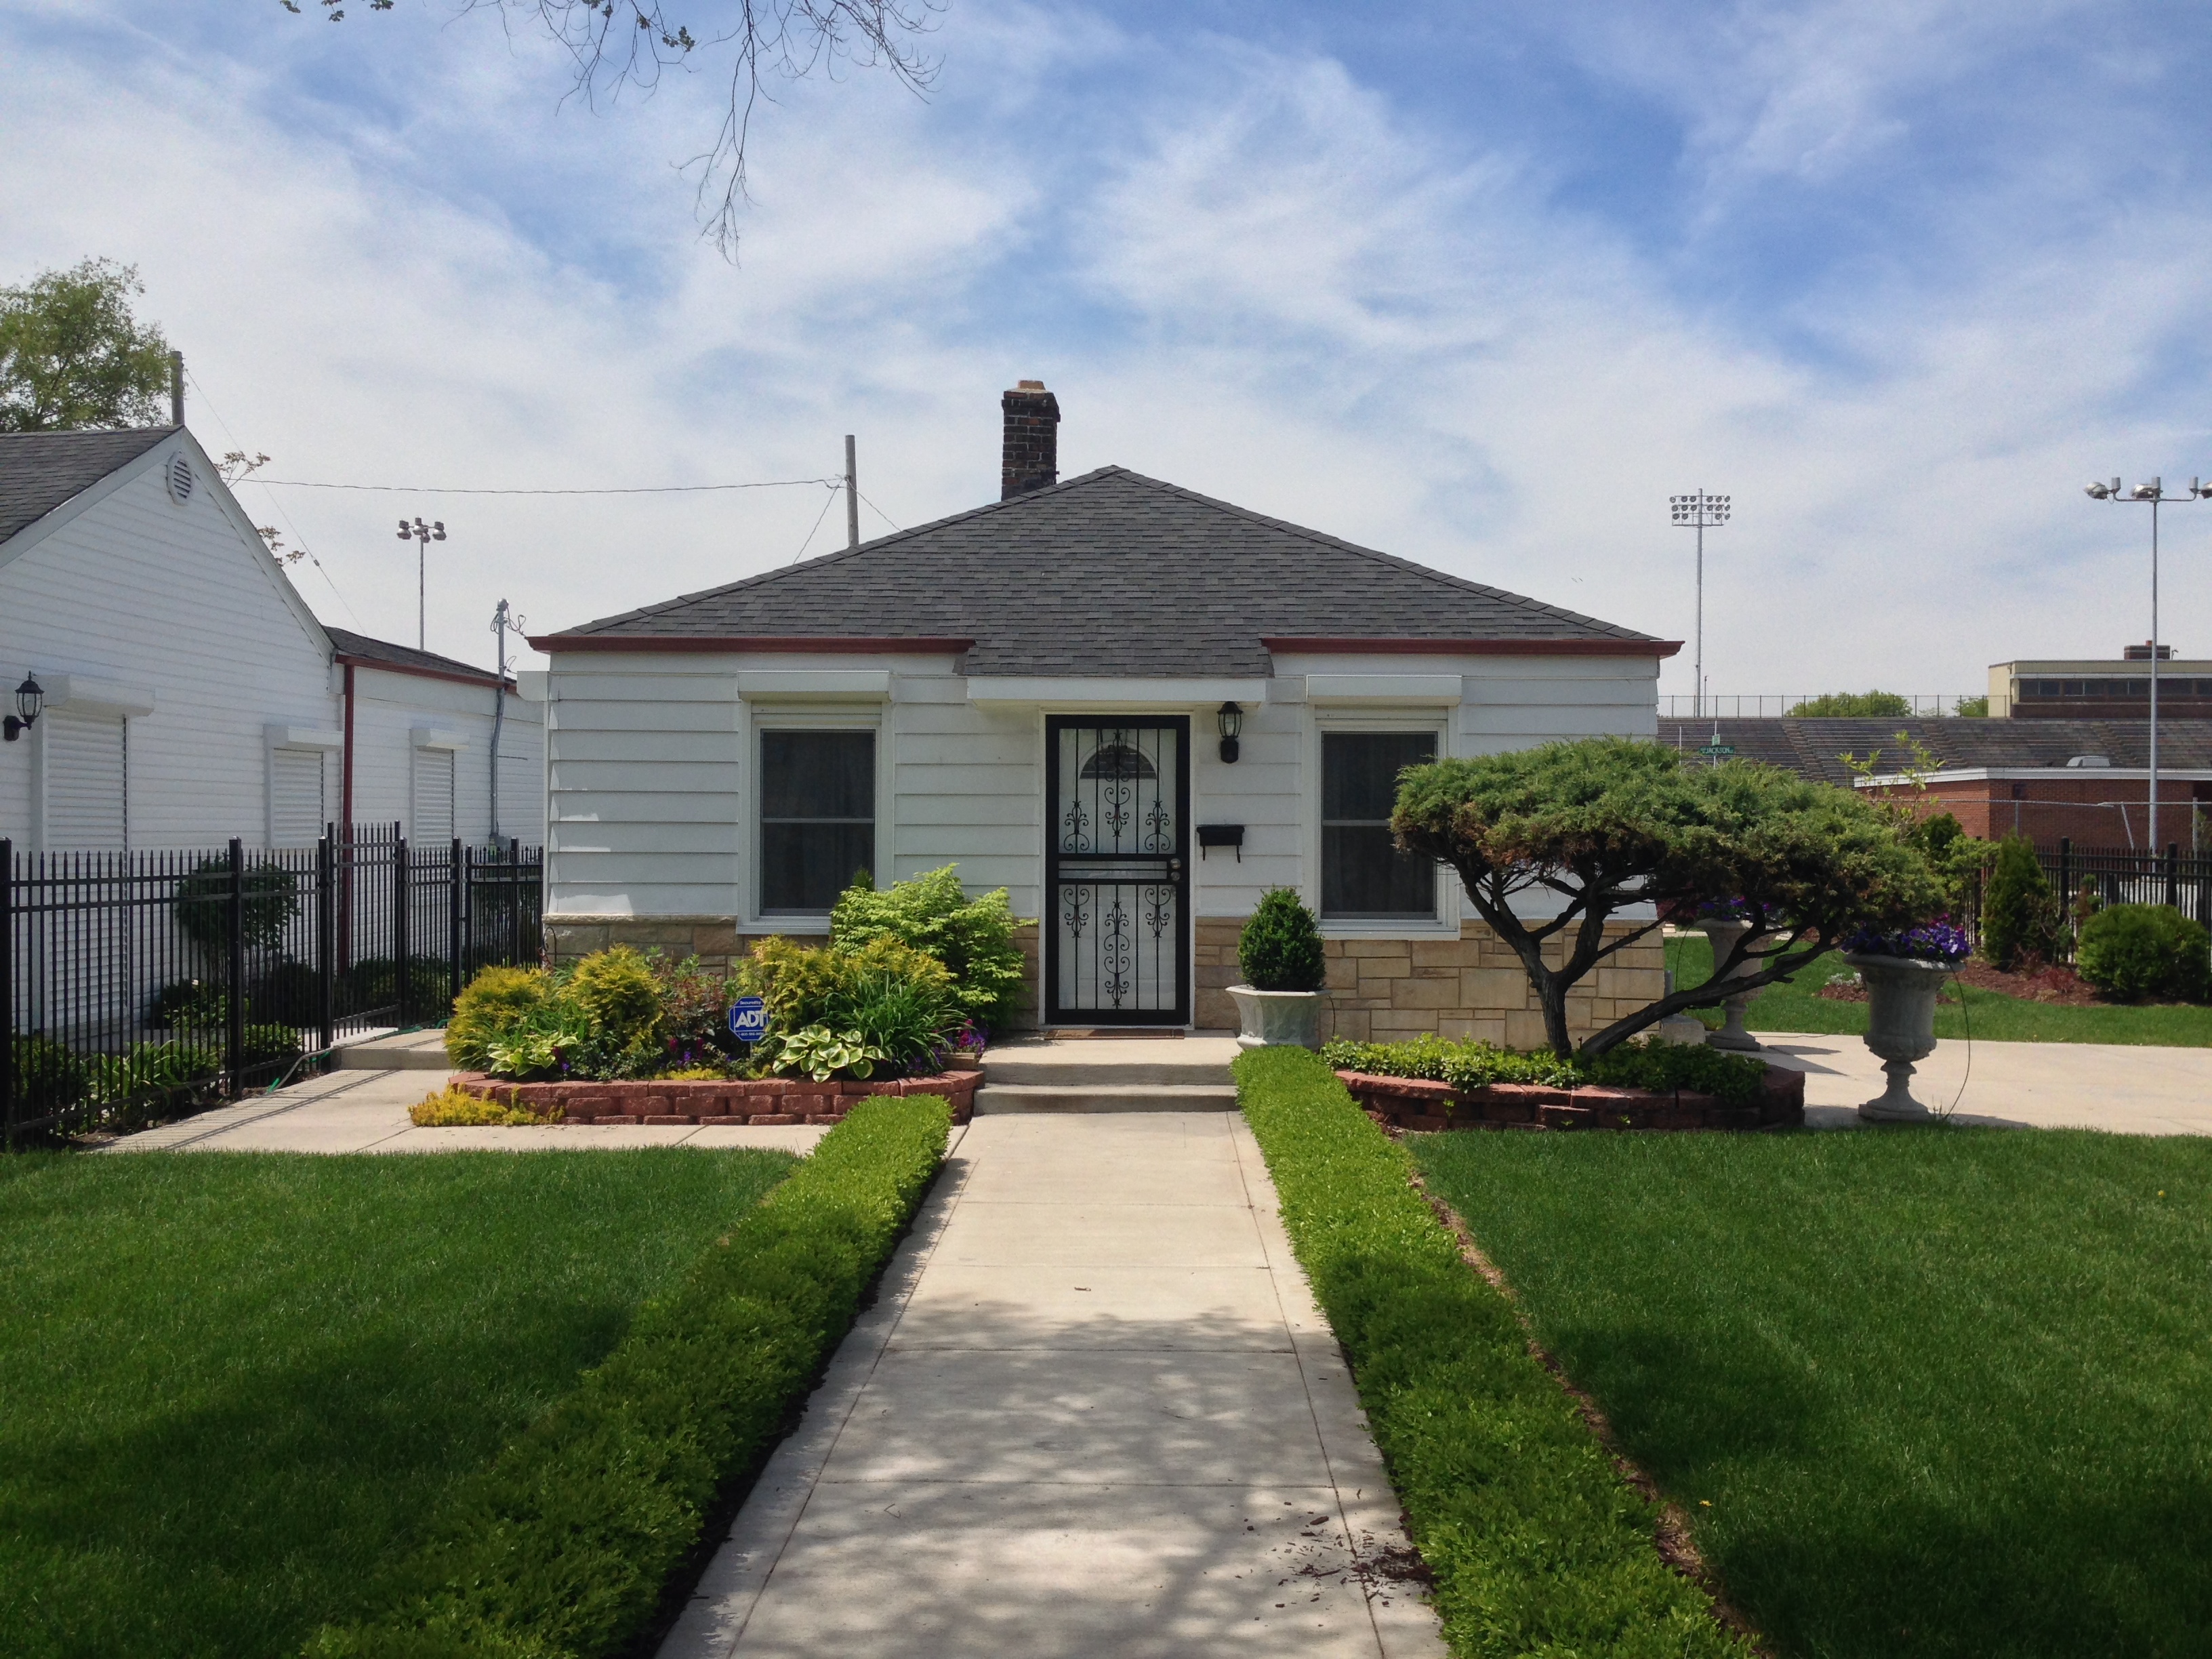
[1842, 918, 1970, 963]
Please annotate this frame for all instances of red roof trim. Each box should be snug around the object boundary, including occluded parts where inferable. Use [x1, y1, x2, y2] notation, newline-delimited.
[528, 634, 976, 655]
[335, 653, 515, 691]
[1262, 636, 1683, 659]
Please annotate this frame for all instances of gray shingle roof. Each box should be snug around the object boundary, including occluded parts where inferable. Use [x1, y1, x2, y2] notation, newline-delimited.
[0, 427, 173, 547]
[548, 466, 1661, 674]
[1658, 717, 2212, 785]
[326, 626, 508, 686]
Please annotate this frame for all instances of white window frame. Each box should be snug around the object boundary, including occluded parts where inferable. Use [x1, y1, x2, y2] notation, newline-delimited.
[744, 705, 886, 930]
[1305, 709, 1456, 937]
[264, 726, 343, 850]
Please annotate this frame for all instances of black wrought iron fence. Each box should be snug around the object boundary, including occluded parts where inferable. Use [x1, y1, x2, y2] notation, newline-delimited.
[1957, 837, 2212, 963]
[2, 825, 542, 1143]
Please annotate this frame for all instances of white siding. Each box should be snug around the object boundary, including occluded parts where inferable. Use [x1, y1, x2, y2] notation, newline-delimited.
[0, 437, 335, 850]
[345, 668, 544, 848]
[541, 647, 1661, 935]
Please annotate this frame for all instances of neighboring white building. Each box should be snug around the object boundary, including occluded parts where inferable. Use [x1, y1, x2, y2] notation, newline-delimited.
[530, 382, 1675, 1042]
[0, 426, 543, 855]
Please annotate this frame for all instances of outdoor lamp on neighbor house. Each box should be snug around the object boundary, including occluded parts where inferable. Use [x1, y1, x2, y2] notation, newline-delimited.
[4, 675, 43, 741]
[1217, 701, 1243, 764]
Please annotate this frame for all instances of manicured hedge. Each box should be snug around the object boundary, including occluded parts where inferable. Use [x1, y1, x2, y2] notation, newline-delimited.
[305, 1094, 950, 1659]
[1319, 1033, 1769, 1105]
[1236, 1046, 1748, 1659]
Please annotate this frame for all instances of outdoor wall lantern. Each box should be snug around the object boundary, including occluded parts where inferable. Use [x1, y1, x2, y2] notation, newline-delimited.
[3, 675, 43, 741]
[1217, 700, 1243, 764]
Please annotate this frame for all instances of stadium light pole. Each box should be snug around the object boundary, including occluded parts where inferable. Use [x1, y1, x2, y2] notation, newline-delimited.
[396, 516, 447, 650]
[1671, 491, 1731, 718]
[2083, 475, 2210, 851]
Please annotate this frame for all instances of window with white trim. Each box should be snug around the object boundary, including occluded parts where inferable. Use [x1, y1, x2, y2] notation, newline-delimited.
[1321, 731, 1437, 919]
[759, 729, 875, 914]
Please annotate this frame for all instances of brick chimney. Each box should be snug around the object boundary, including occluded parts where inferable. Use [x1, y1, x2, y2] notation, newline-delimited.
[1000, 379, 1060, 499]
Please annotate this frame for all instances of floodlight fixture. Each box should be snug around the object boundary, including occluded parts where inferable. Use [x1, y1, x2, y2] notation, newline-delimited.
[1670, 490, 1733, 718]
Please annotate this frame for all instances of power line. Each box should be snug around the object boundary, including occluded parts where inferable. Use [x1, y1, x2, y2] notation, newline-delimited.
[856, 487, 901, 533]
[791, 482, 842, 564]
[252, 475, 843, 496]
[183, 368, 365, 628]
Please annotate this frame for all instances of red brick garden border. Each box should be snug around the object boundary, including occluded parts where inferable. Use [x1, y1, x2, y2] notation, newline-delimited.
[449, 1069, 983, 1127]
[1337, 1065, 1805, 1133]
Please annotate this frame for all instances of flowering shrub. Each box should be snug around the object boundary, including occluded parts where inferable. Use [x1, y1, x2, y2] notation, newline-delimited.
[1840, 920, 1970, 964]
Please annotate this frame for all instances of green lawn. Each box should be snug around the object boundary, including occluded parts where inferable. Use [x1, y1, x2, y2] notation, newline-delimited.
[1412, 1128, 2212, 1659]
[1666, 931, 2212, 1045]
[0, 1147, 797, 1659]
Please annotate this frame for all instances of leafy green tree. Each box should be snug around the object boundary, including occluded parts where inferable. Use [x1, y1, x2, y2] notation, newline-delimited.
[1787, 691, 1914, 718]
[1391, 738, 1944, 1059]
[1954, 695, 1990, 718]
[0, 259, 172, 432]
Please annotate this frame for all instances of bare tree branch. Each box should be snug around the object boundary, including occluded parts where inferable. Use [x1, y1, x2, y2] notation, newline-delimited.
[291, 1, 941, 256]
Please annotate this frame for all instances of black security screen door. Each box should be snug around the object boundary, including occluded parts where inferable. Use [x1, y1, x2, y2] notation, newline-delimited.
[1046, 718, 1189, 1024]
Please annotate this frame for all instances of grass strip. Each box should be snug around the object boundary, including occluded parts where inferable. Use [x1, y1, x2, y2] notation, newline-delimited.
[1667, 934, 2212, 1045]
[1235, 1047, 1749, 1659]
[1412, 1126, 2212, 1659]
[306, 1094, 951, 1659]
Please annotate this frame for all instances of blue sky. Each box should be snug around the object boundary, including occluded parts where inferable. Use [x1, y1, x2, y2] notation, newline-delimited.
[7, 0, 2212, 698]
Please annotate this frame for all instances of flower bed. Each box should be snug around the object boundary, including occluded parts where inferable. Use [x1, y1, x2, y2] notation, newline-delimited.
[447, 1068, 983, 1126]
[1336, 1063, 1803, 1132]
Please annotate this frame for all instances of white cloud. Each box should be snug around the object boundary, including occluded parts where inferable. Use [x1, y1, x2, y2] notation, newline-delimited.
[3, 0, 2211, 706]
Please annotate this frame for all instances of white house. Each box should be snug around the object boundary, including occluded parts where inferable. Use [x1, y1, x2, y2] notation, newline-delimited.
[0, 426, 543, 857]
[531, 383, 1676, 1043]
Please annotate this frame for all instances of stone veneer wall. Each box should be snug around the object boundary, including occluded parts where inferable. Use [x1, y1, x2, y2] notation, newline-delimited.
[1195, 916, 1666, 1048]
[544, 916, 1045, 1031]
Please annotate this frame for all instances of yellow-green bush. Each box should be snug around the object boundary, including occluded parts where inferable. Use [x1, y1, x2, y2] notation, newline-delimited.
[444, 966, 550, 1071]
[567, 947, 662, 1048]
[408, 1084, 562, 1126]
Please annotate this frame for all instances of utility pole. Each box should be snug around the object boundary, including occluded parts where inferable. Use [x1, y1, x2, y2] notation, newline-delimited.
[845, 434, 859, 550]
[2085, 474, 2210, 851]
[170, 351, 184, 427]
[1670, 491, 1732, 719]
[488, 598, 520, 843]
[396, 516, 447, 650]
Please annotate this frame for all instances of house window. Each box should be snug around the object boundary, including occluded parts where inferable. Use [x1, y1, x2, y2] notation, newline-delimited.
[412, 749, 455, 845]
[270, 749, 325, 848]
[45, 711, 127, 851]
[1321, 731, 1437, 920]
[760, 729, 875, 914]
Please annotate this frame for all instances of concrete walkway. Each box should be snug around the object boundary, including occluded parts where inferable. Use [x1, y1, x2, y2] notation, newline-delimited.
[102, 1067, 826, 1154]
[1763, 1031, 2212, 1134]
[660, 1111, 1444, 1659]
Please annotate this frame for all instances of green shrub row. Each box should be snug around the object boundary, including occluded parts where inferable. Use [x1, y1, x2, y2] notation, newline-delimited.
[1318, 1033, 1767, 1106]
[305, 1093, 951, 1659]
[10, 1025, 306, 1130]
[1236, 1048, 1748, 1659]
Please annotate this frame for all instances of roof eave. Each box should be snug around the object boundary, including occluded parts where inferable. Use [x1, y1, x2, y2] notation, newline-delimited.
[530, 634, 977, 655]
[1263, 636, 1680, 658]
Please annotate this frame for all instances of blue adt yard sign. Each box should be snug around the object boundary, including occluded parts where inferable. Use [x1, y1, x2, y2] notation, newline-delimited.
[728, 997, 767, 1043]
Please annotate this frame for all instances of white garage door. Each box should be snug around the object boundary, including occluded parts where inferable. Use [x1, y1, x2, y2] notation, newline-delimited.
[45, 711, 127, 851]
[411, 748, 455, 846]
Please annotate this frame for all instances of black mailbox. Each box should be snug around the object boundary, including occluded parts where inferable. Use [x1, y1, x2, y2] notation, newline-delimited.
[1196, 824, 1246, 861]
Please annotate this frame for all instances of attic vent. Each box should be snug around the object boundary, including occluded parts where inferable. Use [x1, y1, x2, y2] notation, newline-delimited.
[165, 454, 195, 505]
[1080, 742, 1157, 781]
[2065, 754, 2112, 768]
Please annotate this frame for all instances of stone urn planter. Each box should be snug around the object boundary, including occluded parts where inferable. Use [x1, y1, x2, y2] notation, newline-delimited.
[1698, 918, 1762, 1052]
[1228, 985, 1324, 1050]
[1842, 951, 1954, 1122]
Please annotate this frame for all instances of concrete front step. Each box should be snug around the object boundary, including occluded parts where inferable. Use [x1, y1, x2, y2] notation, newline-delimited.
[972, 1083, 1240, 1115]
[332, 1030, 451, 1071]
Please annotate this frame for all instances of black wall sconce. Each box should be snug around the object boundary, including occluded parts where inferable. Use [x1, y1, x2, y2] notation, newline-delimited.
[1216, 699, 1243, 763]
[3, 675, 43, 741]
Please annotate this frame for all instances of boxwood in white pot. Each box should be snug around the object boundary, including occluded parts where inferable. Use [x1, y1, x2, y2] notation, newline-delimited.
[1229, 888, 1327, 1048]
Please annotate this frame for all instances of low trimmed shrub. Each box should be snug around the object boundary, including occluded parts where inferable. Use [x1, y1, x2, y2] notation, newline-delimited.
[1318, 1033, 1767, 1106]
[1238, 887, 1326, 992]
[2076, 903, 2211, 1003]
[305, 1093, 949, 1659]
[1237, 1048, 1748, 1659]
[408, 1084, 560, 1126]
[147, 977, 226, 1030]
